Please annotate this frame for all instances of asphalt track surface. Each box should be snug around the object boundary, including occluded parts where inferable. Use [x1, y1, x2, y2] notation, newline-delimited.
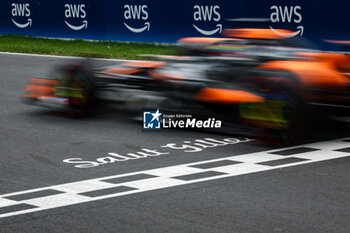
[0, 53, 349, 233]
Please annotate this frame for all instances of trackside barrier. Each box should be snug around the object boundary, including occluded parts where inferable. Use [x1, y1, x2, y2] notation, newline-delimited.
[0, 0, 349, 50]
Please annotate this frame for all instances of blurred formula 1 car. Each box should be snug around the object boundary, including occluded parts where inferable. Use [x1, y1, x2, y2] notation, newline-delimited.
[177, 29, 350, 141]
[22, 27, 350, 144]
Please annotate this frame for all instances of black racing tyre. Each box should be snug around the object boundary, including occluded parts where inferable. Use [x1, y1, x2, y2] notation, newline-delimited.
[262, 89, 304, 145]
[50, 62, 96, 117]
[236, 71, 305, 145]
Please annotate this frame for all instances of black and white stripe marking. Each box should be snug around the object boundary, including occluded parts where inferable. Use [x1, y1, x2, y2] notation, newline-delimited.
[1, 138, 350, 219]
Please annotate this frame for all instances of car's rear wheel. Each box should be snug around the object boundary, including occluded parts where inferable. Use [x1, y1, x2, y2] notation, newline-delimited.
[237, 71, 304, 145]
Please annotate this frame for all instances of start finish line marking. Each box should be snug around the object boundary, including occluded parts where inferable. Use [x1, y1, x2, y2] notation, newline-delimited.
[0, 138, 350, 219]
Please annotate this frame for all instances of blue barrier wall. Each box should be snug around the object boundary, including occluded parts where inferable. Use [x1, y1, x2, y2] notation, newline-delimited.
[0, 0, 349, 49]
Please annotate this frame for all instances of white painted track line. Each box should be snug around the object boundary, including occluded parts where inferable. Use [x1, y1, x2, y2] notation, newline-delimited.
[0, 51, 131, 62]
[0, 137, 349, 219]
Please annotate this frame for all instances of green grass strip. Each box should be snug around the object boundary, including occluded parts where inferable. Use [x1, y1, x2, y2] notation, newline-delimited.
[0, 35, 178, 60]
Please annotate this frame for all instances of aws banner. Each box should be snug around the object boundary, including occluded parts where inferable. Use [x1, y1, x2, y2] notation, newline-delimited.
[0, 0, 106, 39]
[0, 0, 349, 49]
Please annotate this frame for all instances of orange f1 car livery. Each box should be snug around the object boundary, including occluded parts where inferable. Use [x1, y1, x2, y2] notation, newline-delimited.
[22, 27, 350, 144]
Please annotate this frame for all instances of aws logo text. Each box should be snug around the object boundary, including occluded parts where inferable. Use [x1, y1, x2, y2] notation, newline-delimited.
[11, 3, 32, 28]
[64, 4, 87, 30]
[193, 5, 221, 36]
[124, 5, 150, 33]
[269, 5, 303, 38]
